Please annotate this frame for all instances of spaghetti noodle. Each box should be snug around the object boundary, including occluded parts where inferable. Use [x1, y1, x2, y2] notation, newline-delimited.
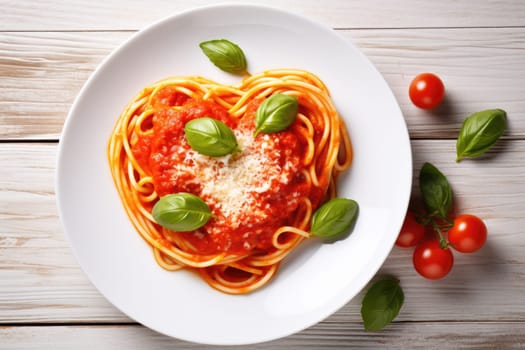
[108, 69, 352, 294]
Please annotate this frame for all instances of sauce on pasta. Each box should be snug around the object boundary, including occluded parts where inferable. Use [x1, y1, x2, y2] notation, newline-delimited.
[108, 69, 352, 294]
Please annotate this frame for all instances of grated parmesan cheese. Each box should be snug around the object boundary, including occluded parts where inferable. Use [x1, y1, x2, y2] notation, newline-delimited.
[171, 128, 293, 230]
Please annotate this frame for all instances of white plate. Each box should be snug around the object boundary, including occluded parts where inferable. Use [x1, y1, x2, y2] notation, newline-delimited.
[56, 4, 411, 345]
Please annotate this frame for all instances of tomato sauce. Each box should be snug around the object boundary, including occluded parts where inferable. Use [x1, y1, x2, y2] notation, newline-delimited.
[132, 88, 315, 255]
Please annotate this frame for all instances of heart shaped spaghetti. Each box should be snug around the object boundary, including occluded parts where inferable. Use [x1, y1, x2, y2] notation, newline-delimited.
[108, 69, 352, 294]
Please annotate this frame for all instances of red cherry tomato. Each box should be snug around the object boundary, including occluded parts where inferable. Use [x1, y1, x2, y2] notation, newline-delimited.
[413, 240, 454, 280]
[409, 73, 445, 109]
[448, 214, 487, 253]
[396, 211, 425, 247]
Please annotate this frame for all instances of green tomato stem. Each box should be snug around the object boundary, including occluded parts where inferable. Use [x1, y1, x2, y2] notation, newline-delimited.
[431, 220, 449, 249]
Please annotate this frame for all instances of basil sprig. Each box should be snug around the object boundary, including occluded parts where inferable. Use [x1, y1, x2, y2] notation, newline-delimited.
[184, 117, 241, 157]
[361, 277, 404, 331]
[254, 94, 299, 137]
[456, 108, 507, 162]
[152, 193, 212, 232]
[419, 162, 453, 219]
[310, 198, 359, 240]
[199, 39, 247, 75]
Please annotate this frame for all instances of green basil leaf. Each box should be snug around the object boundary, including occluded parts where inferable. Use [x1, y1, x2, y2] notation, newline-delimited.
[419, 162, 452, 219]
[199, 39, 247, 74]
[152, 193, 212, 232]
[254, 94, 299, 137]
[456, 108, 506, 162]
[310, 198, 359, 240]
[361, 277, 404, 331]
[184, 117, 241, 157]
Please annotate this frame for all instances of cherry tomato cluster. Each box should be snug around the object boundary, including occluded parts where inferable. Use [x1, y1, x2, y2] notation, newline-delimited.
[402, 74, 488, 279]
[396, 211, 487, 280]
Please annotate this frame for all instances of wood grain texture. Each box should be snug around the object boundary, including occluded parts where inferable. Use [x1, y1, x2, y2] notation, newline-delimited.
[2, 0, 525, 31]
[2, 0, 525, 346]
[1, 322, 524, 349]
[0, 32, 129, 140]
[1, 28, 524, 140]
[0, 143, 126, 322]
[1, 141, 524, 323]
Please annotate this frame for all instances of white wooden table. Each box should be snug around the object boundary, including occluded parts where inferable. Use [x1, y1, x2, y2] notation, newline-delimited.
[2, 1, 525, 348]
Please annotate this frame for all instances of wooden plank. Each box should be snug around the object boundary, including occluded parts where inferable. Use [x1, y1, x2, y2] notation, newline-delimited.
[1, 141, 524, 323]
[0, 31, 129, 140]
[0, 322, 524, 349]
[356, 27, 525, 139]
[0, 143, 128, 322]
[2, 0, 525, 31]
[1, 28, 524, 140]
